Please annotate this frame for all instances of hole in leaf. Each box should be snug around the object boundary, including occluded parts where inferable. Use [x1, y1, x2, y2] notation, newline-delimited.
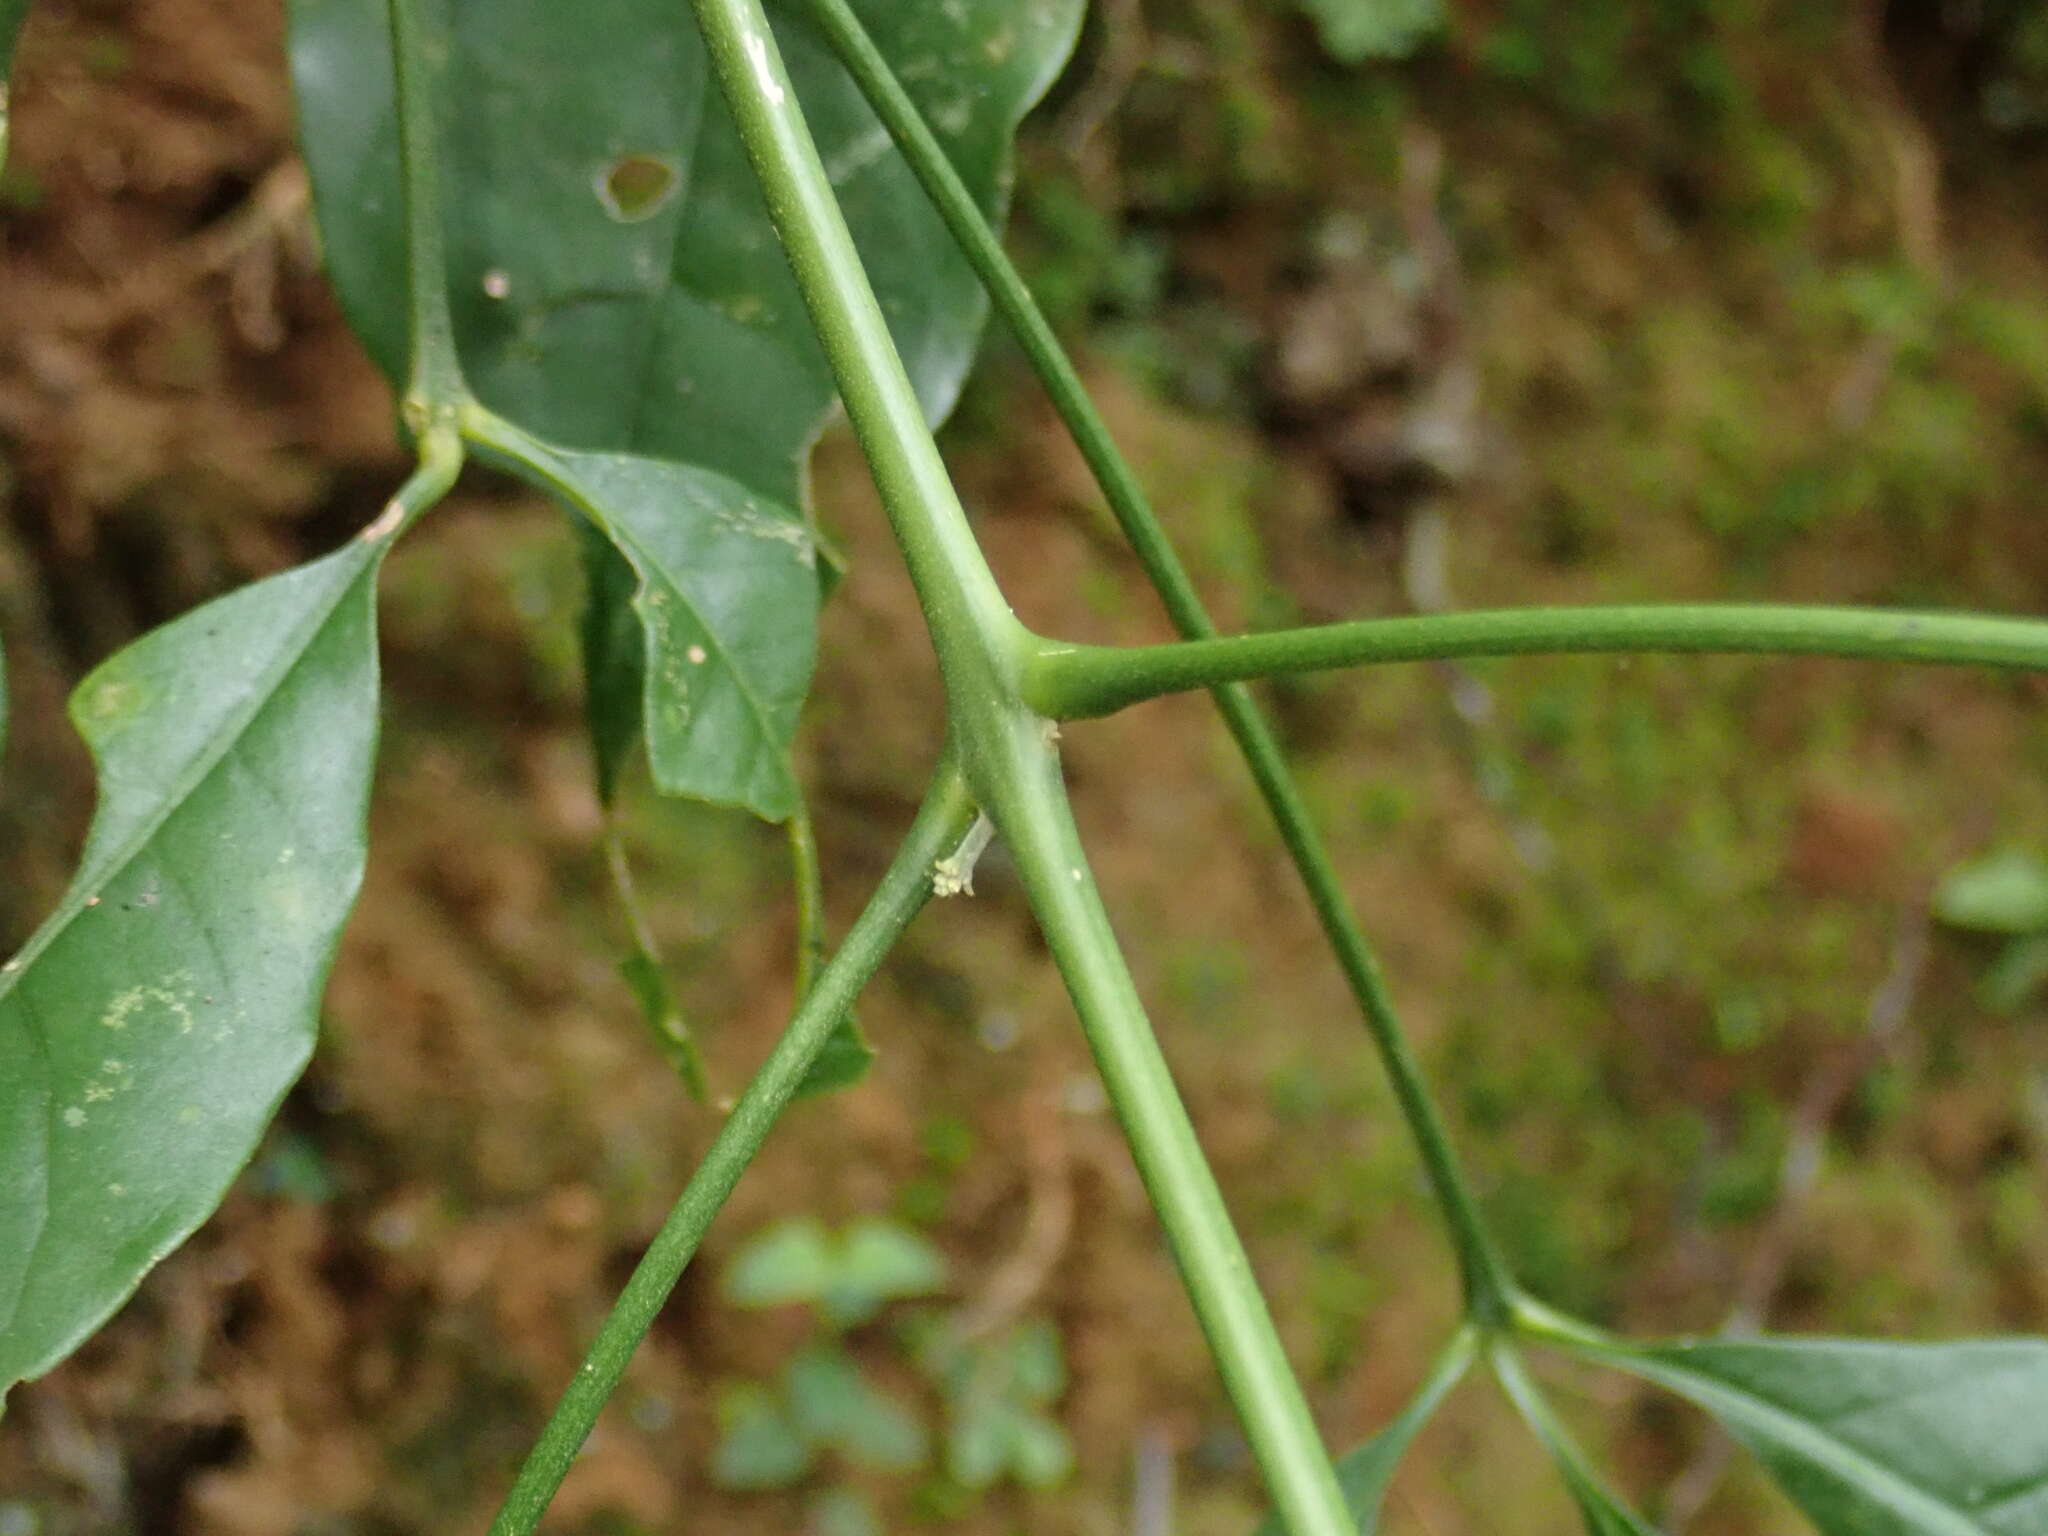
[595, 153, 679, 223]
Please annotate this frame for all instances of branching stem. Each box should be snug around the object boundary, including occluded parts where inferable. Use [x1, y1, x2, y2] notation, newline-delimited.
[799, 0, 1517, 1321]
[487, 759, 978, 1535]
[687, 2, 1352, 1528]
[1024, 604, 2048, 719]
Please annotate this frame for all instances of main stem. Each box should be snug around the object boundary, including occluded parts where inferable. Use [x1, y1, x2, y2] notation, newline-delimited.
[489, 761, 978, 1535]
[798, 0, 1515, 1322]
[1024, 603, 2048, 719]
[386, 0, 467, 415]
[688, 3, 1350, 1529]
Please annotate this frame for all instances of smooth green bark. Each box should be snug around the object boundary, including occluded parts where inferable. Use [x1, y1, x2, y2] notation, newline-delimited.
[488, 761, 979, 1533]
[1024, 604, 2048, 719]
[683, 2, 1352, 1529]
[796, 0, 1517, 1323]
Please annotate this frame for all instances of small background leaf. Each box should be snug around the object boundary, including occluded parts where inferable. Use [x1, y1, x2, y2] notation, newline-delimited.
[1291, 0, 1444, 64]
[1933, 847, 2048, 934]
[1, 543, 387, 1394]
[723, 1216, 839, 1310]
[785, 1345, 928, 1472]
[824, 1216, 947, 1327]
[713, 1380, 812, 1488]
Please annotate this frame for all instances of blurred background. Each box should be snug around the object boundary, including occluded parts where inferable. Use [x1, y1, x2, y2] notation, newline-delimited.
[4, 0, 2048, 1531]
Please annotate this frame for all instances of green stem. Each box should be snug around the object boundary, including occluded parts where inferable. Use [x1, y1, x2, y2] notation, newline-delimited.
[800, 0, 1516, 1322]
[787, 789, 826, 1000]
[979, 713, 1353, 1536]
[686, 0, 1020, 717]
[1025, 603, 2048, 719]
[488, 760, 977, 1536]
[1492, 1342, 1656, 1531]
[604, 825, 712, 1102]
[386, 0, 468, 415]
[689, 6, 1350, 1528]
[366, 422, 464, 545]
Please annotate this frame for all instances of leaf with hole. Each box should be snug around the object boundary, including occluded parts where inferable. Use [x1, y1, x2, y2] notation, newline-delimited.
[0, 540, 388, 1398]
[287, 0, 1083, 819]
[290, 0, 1083, 500]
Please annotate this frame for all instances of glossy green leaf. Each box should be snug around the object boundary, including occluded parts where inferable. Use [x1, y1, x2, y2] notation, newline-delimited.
[289, 0, 1083, 504]
[1934, 847, 2048, 935]
[1585, 1336, 2048, 1535]
[0, 539, 389, 1397]
[1252, 1329, 1471, 1536]
[483, 426, 819, 821]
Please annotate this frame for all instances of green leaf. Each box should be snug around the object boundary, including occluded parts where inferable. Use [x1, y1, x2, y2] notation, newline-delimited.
[1981, 933, 2048, 1014]
[1583, 1336, 2048, 1535]
[723, 1216, 839, 1310]
[1252, 1328, 1471, 1535]
[289, 0, 1084, 503]
[713, 1380, 813, 1488]
[483, 426, 819, 821]
[823, 1216, 946, 1327]
[575, 518, 645, 809]
[806, 1488, 882, 1536]
[0, 539, 389, 1396]
[784, 1345, 928, 1472]
[1006, 1317, 1067, 1404]
[1934, 847, 2048, 935]
[946, 1389, 1010, 1489]
[1292, 0, 1444, 64]
[794, 1016, 875, 1100]
[617, 949, 708, 1100]
[1003, 1409, 1074, 1490]
[288, 0, 1079, 824]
